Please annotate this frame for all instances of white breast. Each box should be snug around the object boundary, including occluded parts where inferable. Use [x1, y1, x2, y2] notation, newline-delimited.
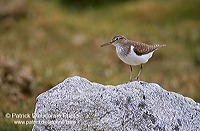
[116, 46, 154, 66]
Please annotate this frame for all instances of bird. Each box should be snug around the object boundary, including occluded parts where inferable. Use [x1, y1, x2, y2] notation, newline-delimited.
[101, 35, 166, 81]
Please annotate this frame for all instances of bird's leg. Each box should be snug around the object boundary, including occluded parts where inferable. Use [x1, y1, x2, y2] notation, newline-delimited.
[129, 65, 133, 82]
[135, 64, 143, 81]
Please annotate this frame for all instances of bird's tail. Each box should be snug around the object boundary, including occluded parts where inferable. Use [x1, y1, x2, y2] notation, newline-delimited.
[160, 44, 166, 47]
[151, 44, 166, 52]
[155, 44, 166, 49]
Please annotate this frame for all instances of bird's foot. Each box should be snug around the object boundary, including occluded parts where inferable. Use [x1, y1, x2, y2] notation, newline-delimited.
[127, 79, 133, 83]
[125, 80, 132, 84]
[134, 76, 140, 82]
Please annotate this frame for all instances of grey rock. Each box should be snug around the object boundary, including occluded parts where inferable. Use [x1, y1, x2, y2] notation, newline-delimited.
[32, 76, 200, 131]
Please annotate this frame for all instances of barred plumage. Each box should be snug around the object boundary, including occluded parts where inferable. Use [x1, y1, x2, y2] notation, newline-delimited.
[101, 35, 166, 81]
[130, 41, 166, 56]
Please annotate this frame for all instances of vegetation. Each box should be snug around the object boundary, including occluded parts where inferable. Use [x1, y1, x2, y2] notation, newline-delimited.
[0, 0, 199, 130]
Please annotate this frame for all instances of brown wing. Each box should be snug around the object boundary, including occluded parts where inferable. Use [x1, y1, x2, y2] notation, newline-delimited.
[130, 41, 165, 56]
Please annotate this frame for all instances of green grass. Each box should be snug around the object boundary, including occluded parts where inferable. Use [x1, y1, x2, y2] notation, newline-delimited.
[0, 0, 200, 130]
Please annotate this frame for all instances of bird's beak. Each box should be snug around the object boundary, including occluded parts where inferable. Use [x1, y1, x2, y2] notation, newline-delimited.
[101, 41, 112, 47]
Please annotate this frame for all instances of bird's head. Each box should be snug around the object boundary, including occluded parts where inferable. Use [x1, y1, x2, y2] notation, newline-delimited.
[101, 35, 127, 47]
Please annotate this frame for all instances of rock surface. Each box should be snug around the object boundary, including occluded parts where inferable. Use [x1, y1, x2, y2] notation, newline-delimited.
[32, 76, 200, 131]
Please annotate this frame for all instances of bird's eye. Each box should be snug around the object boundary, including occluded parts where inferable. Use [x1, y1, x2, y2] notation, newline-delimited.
[119, 36, 124, 39]
[112, 36, 123, 42]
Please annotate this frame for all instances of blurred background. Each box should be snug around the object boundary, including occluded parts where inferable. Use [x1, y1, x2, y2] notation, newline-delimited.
[0, 0, 199, 130]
